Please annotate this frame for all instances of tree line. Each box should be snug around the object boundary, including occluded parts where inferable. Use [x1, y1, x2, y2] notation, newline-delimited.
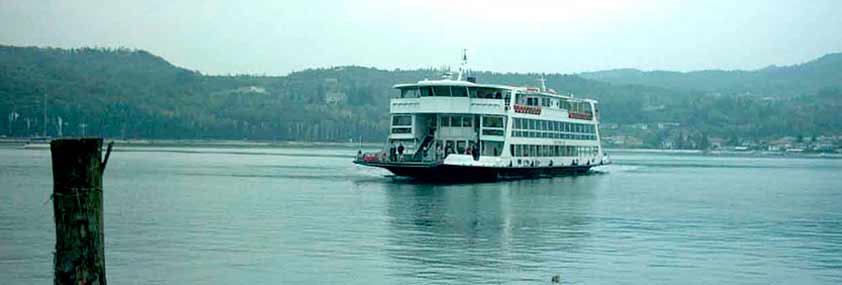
[1, 45, 841, 143]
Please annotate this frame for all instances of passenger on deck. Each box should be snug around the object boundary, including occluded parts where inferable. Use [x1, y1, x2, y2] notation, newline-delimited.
[389, 144, 396, 161]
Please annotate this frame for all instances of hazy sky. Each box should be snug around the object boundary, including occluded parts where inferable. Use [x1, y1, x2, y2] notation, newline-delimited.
[1, 0, 841, 75]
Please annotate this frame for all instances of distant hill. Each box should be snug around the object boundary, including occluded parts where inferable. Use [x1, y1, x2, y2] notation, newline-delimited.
[1, 45, 841, 144]
[579, 53, 842, 97]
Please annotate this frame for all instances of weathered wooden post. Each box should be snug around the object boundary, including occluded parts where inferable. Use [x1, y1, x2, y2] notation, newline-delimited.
[50, 138, 112, 285]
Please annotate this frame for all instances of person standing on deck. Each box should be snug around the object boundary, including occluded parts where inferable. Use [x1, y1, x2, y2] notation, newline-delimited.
[397, 143, 405, 161]
[472, 142, 480, 161]
[389, 143, 397, 162]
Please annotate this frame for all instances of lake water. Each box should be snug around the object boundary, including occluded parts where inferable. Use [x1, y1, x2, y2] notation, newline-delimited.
[1, 145, 841, 284]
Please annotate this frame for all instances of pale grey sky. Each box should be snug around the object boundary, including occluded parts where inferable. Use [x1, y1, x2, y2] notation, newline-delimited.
[1, 0, 841, 75]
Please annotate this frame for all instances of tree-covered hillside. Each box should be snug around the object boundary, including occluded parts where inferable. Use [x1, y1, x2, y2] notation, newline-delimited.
[2, 45, 841, 144]
[579, 53, 842, 98]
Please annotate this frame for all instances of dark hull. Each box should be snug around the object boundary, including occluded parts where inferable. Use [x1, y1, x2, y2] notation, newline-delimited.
[354, 161, 594, 181]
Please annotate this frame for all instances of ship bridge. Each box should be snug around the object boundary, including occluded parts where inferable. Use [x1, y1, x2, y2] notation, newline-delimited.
[390, 79, 512, 115]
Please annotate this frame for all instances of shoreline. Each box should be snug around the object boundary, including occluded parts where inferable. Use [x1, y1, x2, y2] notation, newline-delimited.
[3, 138, 840, 159]
[0, 138, 383, 149]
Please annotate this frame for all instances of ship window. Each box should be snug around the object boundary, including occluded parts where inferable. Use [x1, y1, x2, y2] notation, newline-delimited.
[392, 115, 412, 126]
[400, 88, 419, 98]
[450, 116, 461, 127]
[481, 141, 503, 156]
[483, 116, 504, 128]
[462, 116, 473, 127]
[420, 86, 433, 97]
[452, 86, 468, 97]
[478, 88, 496, 98]
[482, 129, 504, 136]
[391, 127, 411, 134]
[468, 87, 478, 98]
[457, 141, 467, 153]
[433, 86, 451, 97]
[560, 100, 570, 110]
[440, 115, 450, 127]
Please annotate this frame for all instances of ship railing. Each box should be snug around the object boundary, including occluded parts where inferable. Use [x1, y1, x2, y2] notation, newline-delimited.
[355, 150, 443, 165]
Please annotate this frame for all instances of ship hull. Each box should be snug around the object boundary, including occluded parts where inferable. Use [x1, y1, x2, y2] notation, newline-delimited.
[354, 161, 594, 181]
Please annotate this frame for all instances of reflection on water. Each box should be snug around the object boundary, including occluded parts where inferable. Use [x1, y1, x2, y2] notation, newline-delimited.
[382, 177, 599, 283]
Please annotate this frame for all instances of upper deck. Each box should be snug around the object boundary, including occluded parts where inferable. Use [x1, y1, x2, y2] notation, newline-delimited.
[390, 79, 599, 122]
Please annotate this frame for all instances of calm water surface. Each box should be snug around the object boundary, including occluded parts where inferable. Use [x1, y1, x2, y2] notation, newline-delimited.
[1, 146, 841, 284]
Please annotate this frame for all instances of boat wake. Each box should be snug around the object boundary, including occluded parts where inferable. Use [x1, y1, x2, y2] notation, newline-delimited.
[591, 164, 641, 174]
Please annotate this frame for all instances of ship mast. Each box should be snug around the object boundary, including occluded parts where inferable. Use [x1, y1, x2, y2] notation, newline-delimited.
[457, 49, 468, 81]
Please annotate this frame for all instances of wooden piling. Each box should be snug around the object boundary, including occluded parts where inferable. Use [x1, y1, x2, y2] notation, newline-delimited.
[50, 138, 110, 285]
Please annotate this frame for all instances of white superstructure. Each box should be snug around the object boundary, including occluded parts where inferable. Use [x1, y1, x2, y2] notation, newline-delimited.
[355, 52, 608, 180]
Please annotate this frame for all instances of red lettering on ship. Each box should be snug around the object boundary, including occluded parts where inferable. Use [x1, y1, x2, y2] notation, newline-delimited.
[514, 105, 542, 115]
[568, 112, 593, 120]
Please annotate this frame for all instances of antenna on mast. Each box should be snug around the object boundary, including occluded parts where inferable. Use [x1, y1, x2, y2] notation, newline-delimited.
[457, 49, 468, 81]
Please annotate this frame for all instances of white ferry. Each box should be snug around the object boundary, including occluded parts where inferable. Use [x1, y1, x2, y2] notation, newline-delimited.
[354, 58, 610, 180]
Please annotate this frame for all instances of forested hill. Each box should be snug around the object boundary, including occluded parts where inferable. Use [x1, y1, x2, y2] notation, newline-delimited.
[579, 53, 842, 97]
[1, 45, 841, 143]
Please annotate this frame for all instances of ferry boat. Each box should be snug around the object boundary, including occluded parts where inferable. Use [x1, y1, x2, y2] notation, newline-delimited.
[354, 57, 610, 180]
